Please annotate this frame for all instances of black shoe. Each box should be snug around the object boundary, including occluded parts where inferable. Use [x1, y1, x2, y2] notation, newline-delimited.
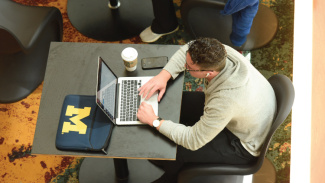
[151, 173, 177, 183]
[148, 160, 165, 170]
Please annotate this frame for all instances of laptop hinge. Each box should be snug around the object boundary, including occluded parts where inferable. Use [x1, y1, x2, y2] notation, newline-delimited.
[115, 83, 120, 118]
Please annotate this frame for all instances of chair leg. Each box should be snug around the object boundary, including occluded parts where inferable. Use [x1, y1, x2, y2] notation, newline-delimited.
[252, 158, 276, 183]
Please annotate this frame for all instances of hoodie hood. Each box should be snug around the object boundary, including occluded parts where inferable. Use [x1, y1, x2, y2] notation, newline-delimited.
[205, 45, 249, 93]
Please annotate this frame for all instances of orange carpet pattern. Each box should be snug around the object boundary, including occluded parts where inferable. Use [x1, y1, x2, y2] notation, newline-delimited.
[0, 0, 293, 182]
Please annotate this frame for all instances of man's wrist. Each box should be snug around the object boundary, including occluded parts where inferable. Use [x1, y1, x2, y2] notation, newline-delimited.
[150, 116, 158, 127]
[160, 69, 172, 81]
[152, 117, 164, 130]
[156, 120, 164, 131]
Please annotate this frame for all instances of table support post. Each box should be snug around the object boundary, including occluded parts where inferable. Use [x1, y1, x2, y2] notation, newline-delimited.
[114, 158, 129, 180]
[108, 0, 120, 9]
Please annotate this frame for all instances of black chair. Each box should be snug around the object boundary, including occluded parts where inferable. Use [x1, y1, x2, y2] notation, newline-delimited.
[0, 0, 63, 103]
[177, 74, 295, 183]
[180, 0, 278, 51]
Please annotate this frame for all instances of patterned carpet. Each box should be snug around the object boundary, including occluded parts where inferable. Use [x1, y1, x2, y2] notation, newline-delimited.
[0, 0, 293, 182]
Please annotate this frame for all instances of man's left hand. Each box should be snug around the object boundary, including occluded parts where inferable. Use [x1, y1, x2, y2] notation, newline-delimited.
[137, 102, 157, 127]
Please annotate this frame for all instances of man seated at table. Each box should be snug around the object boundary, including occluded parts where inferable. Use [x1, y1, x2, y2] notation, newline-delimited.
[137, 37, 277, 183]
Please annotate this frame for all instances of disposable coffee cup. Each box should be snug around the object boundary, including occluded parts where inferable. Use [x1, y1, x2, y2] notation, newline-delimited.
[121, 47, 138, 71]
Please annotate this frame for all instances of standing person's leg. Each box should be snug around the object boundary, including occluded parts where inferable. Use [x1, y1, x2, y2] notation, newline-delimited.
[151, 0, 178, 33]
[140, 0, 179, 43]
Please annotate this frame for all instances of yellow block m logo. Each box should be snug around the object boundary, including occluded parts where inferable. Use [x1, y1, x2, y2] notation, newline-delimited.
[62, 105, 91, 134]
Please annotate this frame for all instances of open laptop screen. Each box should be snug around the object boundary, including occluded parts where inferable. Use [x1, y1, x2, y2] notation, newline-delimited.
[96, 57, 117, 121]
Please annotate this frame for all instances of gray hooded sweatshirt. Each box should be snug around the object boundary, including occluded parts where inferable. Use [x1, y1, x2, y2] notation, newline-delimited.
[159, 44, 276, 156]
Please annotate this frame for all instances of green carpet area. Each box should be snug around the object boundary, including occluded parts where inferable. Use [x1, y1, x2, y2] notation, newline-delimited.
[252, 1, 293, 181]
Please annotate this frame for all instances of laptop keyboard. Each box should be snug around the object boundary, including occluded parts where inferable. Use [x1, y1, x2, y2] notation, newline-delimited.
[120, 80, 141, 121]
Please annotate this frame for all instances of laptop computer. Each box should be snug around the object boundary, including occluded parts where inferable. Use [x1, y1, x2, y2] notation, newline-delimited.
[96, 56, 158, 125]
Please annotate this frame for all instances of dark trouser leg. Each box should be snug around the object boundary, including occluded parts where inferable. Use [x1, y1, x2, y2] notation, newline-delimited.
[161, 91, 257, 178]
[177, 129, 258, 164]
[151, 0, 178, 33]
[162, 129, 258, 179]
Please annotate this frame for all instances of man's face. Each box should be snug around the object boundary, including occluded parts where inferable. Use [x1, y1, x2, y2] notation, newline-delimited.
[185, 52, 209, 78]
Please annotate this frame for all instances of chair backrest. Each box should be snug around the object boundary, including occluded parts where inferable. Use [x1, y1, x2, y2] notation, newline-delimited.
[0, 27, 22, 54]
[0, 0, 63, 53]
[252, 74, 295, 173]
[0, 0, 63, 103]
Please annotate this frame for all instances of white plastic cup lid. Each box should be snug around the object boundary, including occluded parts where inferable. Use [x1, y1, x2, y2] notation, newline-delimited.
[121, 47, 138, 61]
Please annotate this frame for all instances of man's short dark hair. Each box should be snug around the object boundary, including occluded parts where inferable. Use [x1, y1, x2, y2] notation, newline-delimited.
[188, 38, 227, 71]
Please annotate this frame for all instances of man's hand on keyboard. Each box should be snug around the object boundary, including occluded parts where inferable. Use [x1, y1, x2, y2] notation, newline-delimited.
[137, 102, 157, 126]
[138, 69, 171, 102]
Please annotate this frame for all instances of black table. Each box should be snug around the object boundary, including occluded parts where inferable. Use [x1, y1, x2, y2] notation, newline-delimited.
[32, 42, 184, 182]
[67, 0, 154, 41]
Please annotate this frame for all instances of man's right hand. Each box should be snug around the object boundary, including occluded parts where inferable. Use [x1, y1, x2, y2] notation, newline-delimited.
[138, 69, 172, 102]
